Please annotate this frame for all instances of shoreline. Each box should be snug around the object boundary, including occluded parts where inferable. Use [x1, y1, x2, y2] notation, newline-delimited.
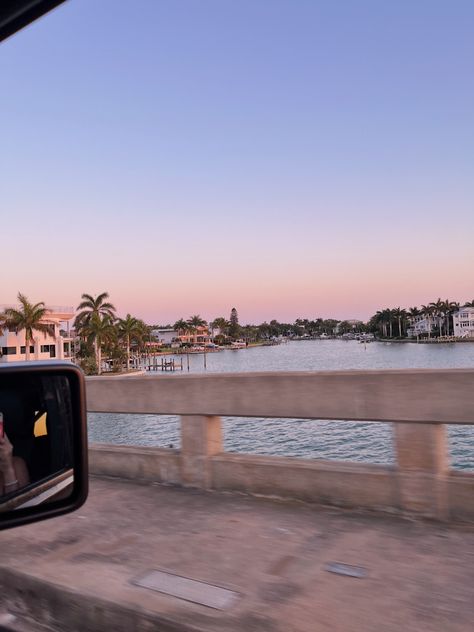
[375, 338, 474, 344]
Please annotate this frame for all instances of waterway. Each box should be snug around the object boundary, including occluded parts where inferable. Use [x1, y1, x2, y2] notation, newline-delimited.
[88, 340, 474, 469]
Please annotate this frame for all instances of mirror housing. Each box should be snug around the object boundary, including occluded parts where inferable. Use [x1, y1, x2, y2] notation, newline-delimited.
[0, 362, 88, 530]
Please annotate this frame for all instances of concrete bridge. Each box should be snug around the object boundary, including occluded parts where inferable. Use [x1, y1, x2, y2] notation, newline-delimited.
[0, 369, 473, 631]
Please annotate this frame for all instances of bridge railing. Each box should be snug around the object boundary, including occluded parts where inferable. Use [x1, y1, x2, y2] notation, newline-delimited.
[86, 370, 474, 521]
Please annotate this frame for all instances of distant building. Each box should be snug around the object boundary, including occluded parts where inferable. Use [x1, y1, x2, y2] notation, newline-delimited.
[452, 306, 474, 338]
[0, 305, 74, 363]
[151, 328, 177, 346]
[179, 325, 211, 345]
[406, 314, 442, 338]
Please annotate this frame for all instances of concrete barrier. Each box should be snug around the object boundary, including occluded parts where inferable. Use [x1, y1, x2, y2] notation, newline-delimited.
[87, 370, 474, 521]
[89, 443, 181, 485]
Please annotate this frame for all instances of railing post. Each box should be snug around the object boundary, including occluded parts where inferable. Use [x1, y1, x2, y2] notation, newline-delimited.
[394, 423, 449, 520]
[180, 415, 223, 488]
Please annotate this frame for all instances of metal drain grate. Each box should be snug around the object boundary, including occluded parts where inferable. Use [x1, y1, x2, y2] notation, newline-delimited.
[132, 569, 240, 610]
[324, 562, 367, 578]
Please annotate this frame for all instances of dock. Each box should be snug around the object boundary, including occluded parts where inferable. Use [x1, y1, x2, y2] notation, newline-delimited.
[146, 357, 184, 372]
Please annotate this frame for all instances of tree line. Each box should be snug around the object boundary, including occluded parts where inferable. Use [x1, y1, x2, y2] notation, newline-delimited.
[170, 312, 357, 342]
[2, 293, 473, 375]
[73, 293, 153, 374]
[368, 298, 474, 339]
[0, 292, 152, 375]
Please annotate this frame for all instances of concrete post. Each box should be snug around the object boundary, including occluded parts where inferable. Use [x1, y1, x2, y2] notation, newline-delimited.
[180, 415, 222, 488]
[394, 423, 449, 519]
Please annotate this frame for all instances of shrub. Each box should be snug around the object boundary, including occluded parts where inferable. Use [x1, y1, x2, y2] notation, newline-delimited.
[78, 355, 98, 376]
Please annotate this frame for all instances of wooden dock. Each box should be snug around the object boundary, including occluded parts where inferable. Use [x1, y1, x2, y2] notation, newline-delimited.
[146, 357, 184, 372]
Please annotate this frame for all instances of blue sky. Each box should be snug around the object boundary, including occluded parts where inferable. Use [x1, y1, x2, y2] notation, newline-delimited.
[1, 0, 473, 323]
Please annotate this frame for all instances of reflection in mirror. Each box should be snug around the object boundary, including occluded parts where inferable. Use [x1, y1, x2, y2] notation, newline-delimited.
[0, 374, 74, 512]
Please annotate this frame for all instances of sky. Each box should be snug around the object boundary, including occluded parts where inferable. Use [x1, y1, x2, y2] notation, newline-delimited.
[1, 0, 473, 324]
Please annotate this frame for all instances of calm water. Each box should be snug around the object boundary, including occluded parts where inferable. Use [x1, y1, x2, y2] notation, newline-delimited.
[88, 341, 474, 469]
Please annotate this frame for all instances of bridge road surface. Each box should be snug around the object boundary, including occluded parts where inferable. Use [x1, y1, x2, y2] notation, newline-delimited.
[0, 476, 473, 632]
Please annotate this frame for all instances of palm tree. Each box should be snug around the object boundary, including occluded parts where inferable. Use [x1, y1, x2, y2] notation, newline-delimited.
[381, 308, 395, 338]
[187, 315, 207, 328]
[429, 298, 445, 336]
[75, 292, 116, 331]
[210, 317, 229, 338]
[392, 307, 407, 338]
[464, 300, 474, 307]
[241, 324, 258, 342]
[173, 318, 190, 336]
[80, 313, 115, 374]
[406, 307, 420, 337]
[371, 311, 387, 337]
[117, 314, 142, 369]
[74, 292, 117, 373]
[185, 315, 207, 345]
[442, 299, 459, 336]
[135, 320, 153, 356]
[2, 293, 54, 361]
[421, 304, 435, 339]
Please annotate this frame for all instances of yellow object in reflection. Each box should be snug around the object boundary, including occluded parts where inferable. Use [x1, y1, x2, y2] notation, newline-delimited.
[34, 413, 47, 437]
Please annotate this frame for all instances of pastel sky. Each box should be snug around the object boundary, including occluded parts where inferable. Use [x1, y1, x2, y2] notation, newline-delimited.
[1, 0, 473, 324]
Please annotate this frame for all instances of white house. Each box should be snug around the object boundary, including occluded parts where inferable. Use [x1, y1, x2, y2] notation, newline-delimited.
[406, 314, 443, 338]
[0, 305, 75, 363]
[151, 328, 177, 346]
[452, 306, 474, 338]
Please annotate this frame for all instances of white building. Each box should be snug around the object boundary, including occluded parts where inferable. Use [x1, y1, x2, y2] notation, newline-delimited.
[0, 305, 75, 363]
[151, 328, 177, 345]
[406, 314, 442, 338]
[452, 306, 474, 338]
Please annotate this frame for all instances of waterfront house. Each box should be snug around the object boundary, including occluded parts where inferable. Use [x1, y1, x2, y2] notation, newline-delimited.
[0, 305, 75, 363]
[452, 306, 474, 338]
[406, 314, 442, 338]
[151, 328, 177, 346]
[179, 325, 211, 346]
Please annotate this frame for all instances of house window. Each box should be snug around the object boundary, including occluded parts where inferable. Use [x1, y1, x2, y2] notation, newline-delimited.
[20, 346, 35, 354]
[40, 344, 56, 357]
[1, 347, 17, 355]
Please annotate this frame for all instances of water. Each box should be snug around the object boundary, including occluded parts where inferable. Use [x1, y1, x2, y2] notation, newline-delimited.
[88, 341, 474, 469]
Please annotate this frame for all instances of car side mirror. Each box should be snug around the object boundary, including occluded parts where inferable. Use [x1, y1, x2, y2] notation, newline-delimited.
[0, 362, 88, 530]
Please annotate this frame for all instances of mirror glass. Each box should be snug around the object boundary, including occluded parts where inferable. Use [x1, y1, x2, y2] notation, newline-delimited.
[0, 374, 74, 511]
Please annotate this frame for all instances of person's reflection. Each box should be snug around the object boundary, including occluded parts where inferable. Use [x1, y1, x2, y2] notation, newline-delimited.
[0, 431, 29, 495]
[0, 383, 37, 497]
[0, 377, 73, 500]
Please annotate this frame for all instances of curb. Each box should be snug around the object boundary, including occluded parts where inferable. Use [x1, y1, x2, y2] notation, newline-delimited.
[0, 567, 206, 632]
